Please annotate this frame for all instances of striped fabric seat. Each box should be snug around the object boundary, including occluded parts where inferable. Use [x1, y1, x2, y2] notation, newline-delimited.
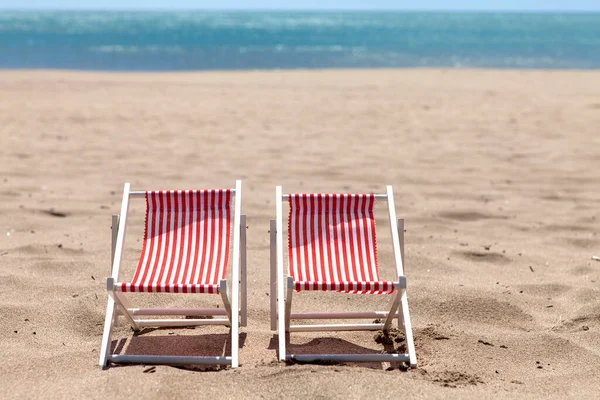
[288, 193, 394, 294]
[121, 189, 231, 293]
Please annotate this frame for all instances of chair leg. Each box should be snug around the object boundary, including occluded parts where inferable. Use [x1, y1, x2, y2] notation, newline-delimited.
[285, 277, 294, 332]
[397, 294, 405, 332]
[107, 278, 140, 331]
[400, 293, 417, 367]
[275, 186, 287, 361]
[383, 289, 402, 332]
[218, 278, 239, 367]
[231, 289, 239, 369]
[220, 280, 232, 324]
[111, 214, 119, 272]
[277, 279, 288, 360]
[111, 286, 133, 328]
[231, 320, 239, 368]
[99, 296, 116, 367]
[397, 218, 405, 272]
[278, 309, 286, 362]
[112, 292, 140, 332]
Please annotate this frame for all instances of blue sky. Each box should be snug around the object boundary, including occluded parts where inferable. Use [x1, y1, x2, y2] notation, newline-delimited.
[1, 0, 599, 11]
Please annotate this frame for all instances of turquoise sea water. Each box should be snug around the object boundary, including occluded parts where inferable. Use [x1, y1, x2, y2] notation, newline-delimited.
[1, 11, 599, 70]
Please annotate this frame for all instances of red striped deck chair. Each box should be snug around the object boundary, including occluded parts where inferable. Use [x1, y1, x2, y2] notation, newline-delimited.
[99, 180, 246, 369]
[271, 185, 417, 367]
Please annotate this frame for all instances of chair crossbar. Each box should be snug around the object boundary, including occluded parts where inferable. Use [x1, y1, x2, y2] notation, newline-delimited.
[281, 193, 388, 200]
[130, 189, 238, 198]
[135, 318, 230, 328]
[109, 355, 232, 365]
[289, 323, 385, 332]
[288, 353, 410, 363]
[290, 311, 399, 319]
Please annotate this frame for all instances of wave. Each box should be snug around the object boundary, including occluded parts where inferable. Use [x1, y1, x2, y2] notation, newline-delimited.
[89, 45, 185, 54]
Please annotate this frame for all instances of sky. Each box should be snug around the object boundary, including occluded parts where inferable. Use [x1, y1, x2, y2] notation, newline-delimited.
[0, 0, 599, 11]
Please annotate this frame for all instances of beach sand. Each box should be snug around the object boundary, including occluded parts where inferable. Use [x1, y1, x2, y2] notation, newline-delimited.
[0, 69, 599, 399]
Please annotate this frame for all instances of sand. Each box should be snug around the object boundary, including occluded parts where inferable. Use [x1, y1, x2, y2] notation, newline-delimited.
[0, 69, 599, 399]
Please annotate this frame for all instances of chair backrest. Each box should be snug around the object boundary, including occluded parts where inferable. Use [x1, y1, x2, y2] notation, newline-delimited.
[129, 189, 231, 292]
[287, 193, 386, 292]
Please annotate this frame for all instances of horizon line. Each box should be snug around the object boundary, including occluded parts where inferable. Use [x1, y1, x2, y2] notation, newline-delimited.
[1, 8, 600, 13]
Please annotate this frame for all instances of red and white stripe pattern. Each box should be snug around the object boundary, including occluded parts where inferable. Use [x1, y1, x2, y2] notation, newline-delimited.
[121, 190, 231, 293]
[288, 194, 394, 294]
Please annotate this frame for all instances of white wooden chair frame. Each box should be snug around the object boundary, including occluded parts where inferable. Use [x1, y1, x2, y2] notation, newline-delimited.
[99, 180, 247, 369]
[271, 185, 417, 367]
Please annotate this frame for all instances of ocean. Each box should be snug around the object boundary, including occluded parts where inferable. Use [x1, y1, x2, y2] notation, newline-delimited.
[0, 11, 599, 71]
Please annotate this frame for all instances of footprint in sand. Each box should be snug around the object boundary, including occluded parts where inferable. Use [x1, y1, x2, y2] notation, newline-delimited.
[438, 211, 508, 222]
[454, 250, 511, 264]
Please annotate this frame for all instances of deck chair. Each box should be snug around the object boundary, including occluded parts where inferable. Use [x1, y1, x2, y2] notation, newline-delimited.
[99, 180, 246, 368]
[270, 186, 417, 366]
